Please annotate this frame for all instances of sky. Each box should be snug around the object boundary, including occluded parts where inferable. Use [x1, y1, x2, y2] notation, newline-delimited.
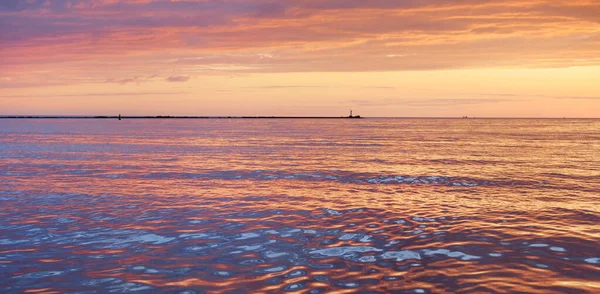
[1, 0, 600, 117]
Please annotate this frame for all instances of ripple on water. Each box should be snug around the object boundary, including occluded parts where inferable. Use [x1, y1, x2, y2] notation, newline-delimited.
[310, 246, 383, 257]
[423, 249, 481, 261]
[283, 282, 305, 291]
[11, 271, 64, 279]
[214, 271, 231, 277]
[585, 257, 600, 264]
[381, 251, 422, 262]
[2, 194, 599, 293]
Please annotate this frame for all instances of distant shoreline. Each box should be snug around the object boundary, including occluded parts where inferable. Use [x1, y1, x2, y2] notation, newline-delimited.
[1, 116, 598, 120]
[0, 115, 363, 119]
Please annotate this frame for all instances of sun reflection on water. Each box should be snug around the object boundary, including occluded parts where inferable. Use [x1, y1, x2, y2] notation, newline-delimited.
[0, 118, 599, 293]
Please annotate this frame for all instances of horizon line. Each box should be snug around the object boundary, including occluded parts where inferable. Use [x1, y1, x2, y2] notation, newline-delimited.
[1, 115, 599, 120]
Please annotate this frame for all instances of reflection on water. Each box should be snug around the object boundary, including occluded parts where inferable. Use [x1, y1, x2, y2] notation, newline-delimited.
[1, 118, 599, 293]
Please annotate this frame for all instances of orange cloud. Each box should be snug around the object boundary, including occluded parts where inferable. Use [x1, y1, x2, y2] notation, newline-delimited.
[1, 0, 600, 117]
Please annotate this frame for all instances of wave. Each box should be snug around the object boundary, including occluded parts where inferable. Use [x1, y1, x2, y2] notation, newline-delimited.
[1, 205, 598, 293]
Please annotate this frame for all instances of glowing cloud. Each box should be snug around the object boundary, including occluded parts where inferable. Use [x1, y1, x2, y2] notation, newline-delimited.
[1, 0, 600, 116]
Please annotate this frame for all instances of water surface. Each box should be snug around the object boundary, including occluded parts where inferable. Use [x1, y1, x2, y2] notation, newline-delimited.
[1, 118, 599, 293]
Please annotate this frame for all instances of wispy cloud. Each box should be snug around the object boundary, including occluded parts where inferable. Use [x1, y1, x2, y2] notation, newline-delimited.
[105, 75, 159, 85]
[479, 93, 600, 100]
[386, 54, 416, 58]
[0, 91, 188, 98]
[349, 98, 530, 107]
[165, 76, 190, 82]
[545, 95, 600, 100]
[241, 85, 396, 90]
[2, 0, 600, 88]
[360, 86, 397, 90]
[105, 78, 142, 85]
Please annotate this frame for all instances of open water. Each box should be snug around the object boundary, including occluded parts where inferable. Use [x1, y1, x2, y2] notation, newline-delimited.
[0, 118, 599, 293]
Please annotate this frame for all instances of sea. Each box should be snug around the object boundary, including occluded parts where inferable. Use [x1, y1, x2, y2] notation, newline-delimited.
[0, 118, 599, 293]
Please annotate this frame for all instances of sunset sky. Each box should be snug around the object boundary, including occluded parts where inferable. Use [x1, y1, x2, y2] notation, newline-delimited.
[1, 0, 600, 117]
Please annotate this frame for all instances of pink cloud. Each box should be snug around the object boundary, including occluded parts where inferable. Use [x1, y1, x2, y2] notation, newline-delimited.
[165, 75, 190, 82]
[2, 0, 600, 89]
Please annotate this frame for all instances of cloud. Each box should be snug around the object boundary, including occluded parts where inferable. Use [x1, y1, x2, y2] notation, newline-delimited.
[0, 91, 188, 98]
[2, 0, 600, 89]
[360, 86, 397, 90]
[105, 77, 140, 85]
[104, 75, 159, 85]
[533, 94, 600, 100]
[240, 85, 397, 90]
[479, 93, 600, 100]
[165, 76, 190, 82]
[349, 98, 529, 107]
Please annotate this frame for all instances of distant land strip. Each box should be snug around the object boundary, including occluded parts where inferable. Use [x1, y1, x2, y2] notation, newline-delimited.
[3, 116, 596, 119]
[0, 115, 363, 119]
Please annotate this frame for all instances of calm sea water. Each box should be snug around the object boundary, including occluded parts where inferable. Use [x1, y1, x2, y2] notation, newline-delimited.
[1, 118, 599, 293]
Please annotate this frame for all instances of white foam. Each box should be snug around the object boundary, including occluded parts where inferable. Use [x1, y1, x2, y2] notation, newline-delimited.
[107, 282, 153, 292]
[358, 256, 377, 263]
[235, 232, 260, 240]
[340, 282, 359, 288]
[0, 239, 28, 245]
[423, 249, 481, 261]
[134, 234, 174, 244]
[339, 234, 356, 240]
[238, 244, 262, 251]
[585, 257, 600, 264]
[286, 283, 302, 290]
[359, 235, 372, 242]
[179, 233, 211, 239]
[529, 244, 548, 248]
[385, 240, 400, 247]
[263, 266, 286, 273]
[185, 246, 207, 252]
[264, 251, 288, 258]
[286, 270, 306, 278]
[381, 250, 421, 261]
[103, 174, 122, 178]
[324, 209, 342, 215]
[310, 246, 382, 257]
[13, 271, 63, 279]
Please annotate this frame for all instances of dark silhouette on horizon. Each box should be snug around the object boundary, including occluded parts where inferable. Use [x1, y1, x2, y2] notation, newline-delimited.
[1, 115, 364, 120]
[348, 110, 361, 119]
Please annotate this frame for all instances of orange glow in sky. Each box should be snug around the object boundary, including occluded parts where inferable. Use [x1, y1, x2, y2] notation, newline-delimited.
[1, 0, 600, 117]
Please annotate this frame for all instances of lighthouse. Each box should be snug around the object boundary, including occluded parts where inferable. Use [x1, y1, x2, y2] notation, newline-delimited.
[350, 110, 353, 118]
